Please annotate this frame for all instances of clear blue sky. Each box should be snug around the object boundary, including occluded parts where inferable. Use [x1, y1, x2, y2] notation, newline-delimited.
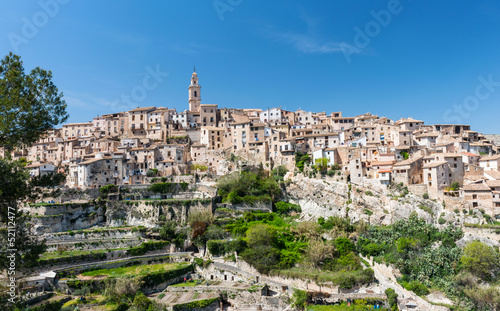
[1, 1, 500, 133]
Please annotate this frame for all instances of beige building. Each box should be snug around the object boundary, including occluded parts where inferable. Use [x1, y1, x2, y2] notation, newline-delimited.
[462, 183, 493, 211]
[200, 126, 224, 150]
[190, 143, 207, 163]
[200, 104, 218, 127]
[62, 122, 94, 139]
[392, 157, 423, 185]
[479, 155, 500, 171]
[128, 106, 155, 137]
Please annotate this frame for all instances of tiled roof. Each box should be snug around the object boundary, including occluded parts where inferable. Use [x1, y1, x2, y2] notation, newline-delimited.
[463, 183, 491, 191]
[423, 160, 447, 168]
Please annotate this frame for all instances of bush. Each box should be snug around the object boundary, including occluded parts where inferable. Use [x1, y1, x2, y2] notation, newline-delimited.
[149, 182, 188, 194]
[292, 289, 308, 310]
[113, 302, 129, 311]
[423, 193, 429, 199]
[438, 217, 446, 225]
[334, 237, 354, 256]
[173, 298, 220, 311]
[461, 240, 500, 281]
[146, 168, 158, 177]
[400, 280, 430, 296]
[207, 240, 230, 256]
[99, 184, 117, 198]
[142, 264, 194, 287]
[361, 243, 382, 256]
[218, 170, 281, 204]
[385, 288, 398, 311]
[365, 191, 374, 196]
[241, 245, 280, 274]
[275, 201, 301, 215]
[133, 292, 152, 310]
[295, 152, 311, 172]
[127, 241, 169, 256]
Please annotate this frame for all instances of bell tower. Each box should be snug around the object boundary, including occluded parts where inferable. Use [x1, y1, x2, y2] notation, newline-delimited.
[188, 67, 201, 112]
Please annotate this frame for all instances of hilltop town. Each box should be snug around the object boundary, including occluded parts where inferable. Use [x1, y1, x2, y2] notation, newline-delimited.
[2, 68, 500, 311]
[7, 70, 500, 217]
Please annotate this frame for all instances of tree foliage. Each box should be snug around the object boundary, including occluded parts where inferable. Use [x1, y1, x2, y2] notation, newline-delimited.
[0, 53, 68, 278]
[217, 168, 281, 204]
[461, 241, 500, 281]
[295, 151, 311, 172]
[0, 52, 68, 150]
[358, 213, 463, 285]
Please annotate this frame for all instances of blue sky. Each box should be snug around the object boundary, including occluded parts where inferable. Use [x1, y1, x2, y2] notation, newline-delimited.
[1, 1, 500, 133]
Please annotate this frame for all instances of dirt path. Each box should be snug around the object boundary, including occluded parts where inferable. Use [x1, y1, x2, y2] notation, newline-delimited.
[362, 256, 449, 311]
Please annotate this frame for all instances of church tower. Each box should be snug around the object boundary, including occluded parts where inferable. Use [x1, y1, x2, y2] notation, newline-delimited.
[188, 67, 201, 112]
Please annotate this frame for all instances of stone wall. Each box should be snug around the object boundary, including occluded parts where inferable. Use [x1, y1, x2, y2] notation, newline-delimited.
[28, 203, 105, 234]
[199, 260, 340, 294]
[408, 184, 428, 197]
[43, 229, 143, 252]
[106, 198, 213, 227]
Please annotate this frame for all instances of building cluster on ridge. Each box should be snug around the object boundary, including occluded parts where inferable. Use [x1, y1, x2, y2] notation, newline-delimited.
[4, 70, 500, 215]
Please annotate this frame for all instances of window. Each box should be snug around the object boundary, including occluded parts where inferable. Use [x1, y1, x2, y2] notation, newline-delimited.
[194, 91, 197, 97]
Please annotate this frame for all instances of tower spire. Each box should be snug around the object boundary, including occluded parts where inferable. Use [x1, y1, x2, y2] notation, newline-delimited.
[193, 65, 196, 72]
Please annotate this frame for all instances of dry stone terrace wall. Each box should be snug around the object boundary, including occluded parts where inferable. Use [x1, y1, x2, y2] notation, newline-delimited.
[199, 260, 343, 294]
[43, 229, 144, 252]
[106, 199, 213, 228]
[26, 203, 105, 234]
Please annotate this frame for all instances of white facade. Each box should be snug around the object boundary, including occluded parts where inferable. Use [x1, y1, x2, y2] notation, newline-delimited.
[260, 108, 283, 123]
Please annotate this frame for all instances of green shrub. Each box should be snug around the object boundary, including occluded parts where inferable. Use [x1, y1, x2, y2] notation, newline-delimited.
[423, 193, 429, 199]
[400, 280, 430, 296]
[361, 243, 382, 256]
[99, 184, 117, 198]
[142, 265, 194, 287]
[218, 170, 281, 204]
[385, 288, 398, 310]
[295, 152, 311, 172]
[291, 289, 308, 310]
[146, 168, 158, 177]
[438, 217, 446, 225]
[133, 292, 152, 310]
[173, 297, 220, 311]
[207, 240, 230, 256]
[148, 182, 189, 194]
[275, 201, 301, 215]
[127, 241, 169, 256]
[334, 237, 354, 256]
[365, 191, 374, 196]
